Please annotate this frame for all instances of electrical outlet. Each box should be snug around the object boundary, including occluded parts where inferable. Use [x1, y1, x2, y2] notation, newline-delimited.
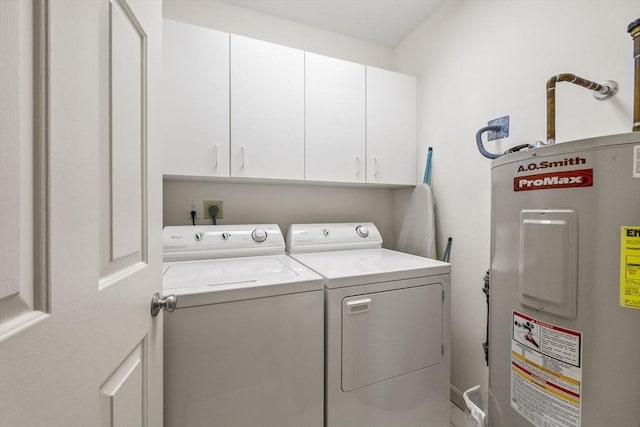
[186, 200, 201, 220]
[487, 115, 510, 141]
[203, 200, 224, 220]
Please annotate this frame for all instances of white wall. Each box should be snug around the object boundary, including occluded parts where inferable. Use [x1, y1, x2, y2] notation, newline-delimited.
[393, 0, 638, 403]
[162, 0, 400, 245]
[163, 0, 393, 69]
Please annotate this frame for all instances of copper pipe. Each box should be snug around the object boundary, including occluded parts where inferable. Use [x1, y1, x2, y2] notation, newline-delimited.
[629, 19, 640, 131]
[546, 74, 616, 144]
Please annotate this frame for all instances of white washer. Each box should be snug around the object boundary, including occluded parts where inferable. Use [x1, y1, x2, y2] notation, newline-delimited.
[162, 224, 324, 427]
[287, 223, 451, 427]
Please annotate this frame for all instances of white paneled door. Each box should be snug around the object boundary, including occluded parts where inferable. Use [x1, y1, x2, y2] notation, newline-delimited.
[0, 1, 163, 426]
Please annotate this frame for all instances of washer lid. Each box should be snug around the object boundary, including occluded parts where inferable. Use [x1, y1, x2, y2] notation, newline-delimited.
[162, 255, 323, 307]
[290, 248, 450, 289]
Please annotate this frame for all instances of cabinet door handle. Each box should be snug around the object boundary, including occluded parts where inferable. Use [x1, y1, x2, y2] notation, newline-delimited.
[241, 145, 245, 168]
[373, 156, 379, 176]
[355, 155, 361, 175]
[213, 144, 219, 168]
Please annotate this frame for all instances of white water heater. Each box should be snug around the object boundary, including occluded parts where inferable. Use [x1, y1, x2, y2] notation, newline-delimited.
[488, 133, 640, 427]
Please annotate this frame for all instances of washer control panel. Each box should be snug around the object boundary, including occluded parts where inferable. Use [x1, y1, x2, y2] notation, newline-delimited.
[286, 223, 382, 254]
[163, 224, 283, 261]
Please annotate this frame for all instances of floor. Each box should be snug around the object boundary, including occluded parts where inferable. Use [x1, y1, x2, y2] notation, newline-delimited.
[450, 401, 467, 427]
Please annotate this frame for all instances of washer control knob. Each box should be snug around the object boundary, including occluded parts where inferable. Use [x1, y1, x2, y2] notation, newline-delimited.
[322, 228, 330, 237]
[356, 225, 369, 238]
[221, 232, 231, 241]
[251, 228, 267, 243]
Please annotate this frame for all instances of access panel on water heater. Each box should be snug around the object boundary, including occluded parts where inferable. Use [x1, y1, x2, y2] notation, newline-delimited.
[519, 209, 578, 319]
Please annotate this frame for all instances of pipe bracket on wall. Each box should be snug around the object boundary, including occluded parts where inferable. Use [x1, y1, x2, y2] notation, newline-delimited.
[487, 116, 509, 140]
[593, 80, 619, 100]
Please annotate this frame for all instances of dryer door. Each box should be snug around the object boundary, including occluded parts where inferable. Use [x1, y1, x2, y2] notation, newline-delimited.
[341, 283, 443, 392]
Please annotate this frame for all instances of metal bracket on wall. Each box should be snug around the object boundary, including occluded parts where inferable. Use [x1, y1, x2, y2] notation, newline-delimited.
[487, 116, 510, 141]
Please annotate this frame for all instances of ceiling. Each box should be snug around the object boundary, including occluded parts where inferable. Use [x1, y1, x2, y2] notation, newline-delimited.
[222, 0, 445, 47]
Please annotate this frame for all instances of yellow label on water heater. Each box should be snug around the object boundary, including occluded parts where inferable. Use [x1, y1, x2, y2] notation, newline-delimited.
[620, 226, 640, 309]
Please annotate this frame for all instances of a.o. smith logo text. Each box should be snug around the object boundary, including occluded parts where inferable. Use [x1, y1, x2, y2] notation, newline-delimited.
[513, 169, 593, 192]
[516, 157, 587, 173]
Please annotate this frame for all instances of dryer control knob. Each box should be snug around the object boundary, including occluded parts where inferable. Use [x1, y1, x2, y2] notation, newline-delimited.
[322, 228, 330, 237]
[356, 225, 369, 238]
[251, 228, 268, 242]
[221, 232, 231, 241]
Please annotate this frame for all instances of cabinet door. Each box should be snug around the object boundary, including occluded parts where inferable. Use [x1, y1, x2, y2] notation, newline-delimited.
[305, 53, 365, 183]
[230, 35, 304, 180]
[162, 19, 229, 177]
[366, 67, 417, 185]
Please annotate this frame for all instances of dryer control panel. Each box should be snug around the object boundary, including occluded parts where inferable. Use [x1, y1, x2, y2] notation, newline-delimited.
[163, 224, 284, 261]
[286, 223, 383, 254]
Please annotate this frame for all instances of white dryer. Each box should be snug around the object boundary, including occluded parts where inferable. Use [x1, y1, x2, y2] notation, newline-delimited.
[287, 223, 451, 427]
[162, 224, 324, 427]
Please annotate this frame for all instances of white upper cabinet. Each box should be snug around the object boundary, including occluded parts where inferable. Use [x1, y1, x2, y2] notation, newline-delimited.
[230, 35, 305, 180]
[305, 53, 366, 183]
[162, 21, 418, 187]
[366, 67, 417, 185]
[162, 19, 230, 177]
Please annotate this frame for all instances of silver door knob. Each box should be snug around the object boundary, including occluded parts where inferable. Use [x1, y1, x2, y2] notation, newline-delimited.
[150, 292, 177, 317]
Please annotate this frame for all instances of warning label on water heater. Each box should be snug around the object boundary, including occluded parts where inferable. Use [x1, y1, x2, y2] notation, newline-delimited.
[510, 311, 582, 427]
[620, 226, 640, 309]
